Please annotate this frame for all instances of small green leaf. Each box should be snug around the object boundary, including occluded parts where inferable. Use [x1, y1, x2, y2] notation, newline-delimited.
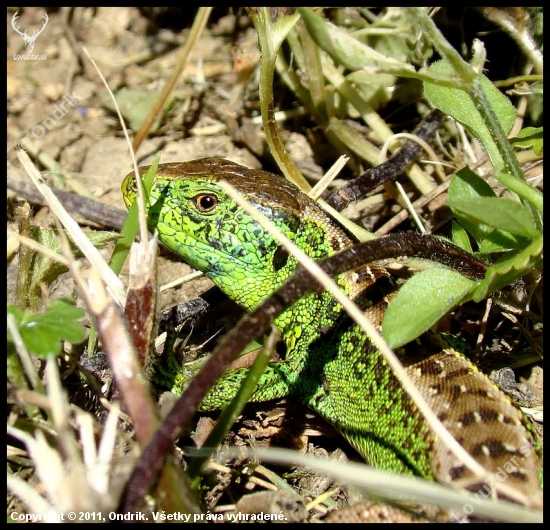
[424, 60, 516, 170]
[510, 126, 543, 156]
[108, 89, 171, 133]
[448, 168, 496, 246]
[472, 236, 542, 301]
[447, 168, 536, 251]
[450, 221, 473, 253]
[32, 300, 87, 343]
[493, 171, 543, 214]
[478, 230, 529, 254]
[28, 227, 119, 298]
[7, 299, 87, 359]
[446, 196, 539, 239]
[448, 167, 497, 199]
[111, 156, 160, 275]
[247, 7, 300, 56]
[383, 269, 475, 349]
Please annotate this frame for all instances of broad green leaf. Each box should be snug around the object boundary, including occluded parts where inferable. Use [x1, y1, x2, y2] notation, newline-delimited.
[424, 60, 516, 170]
[383, 268, 475, 349]
[510, 126, 543, 156]
[7, 299, 87, 359]
[446, 196, 539, 239]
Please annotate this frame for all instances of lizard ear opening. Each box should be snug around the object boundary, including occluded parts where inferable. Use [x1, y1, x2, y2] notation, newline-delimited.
[272, 245, 289, 271]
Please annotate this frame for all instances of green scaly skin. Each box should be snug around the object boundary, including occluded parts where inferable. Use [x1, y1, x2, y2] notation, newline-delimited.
[122, 157, 541, 505]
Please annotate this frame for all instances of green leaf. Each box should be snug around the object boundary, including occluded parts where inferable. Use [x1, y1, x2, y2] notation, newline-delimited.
[109, 89, 171, 133]
[472, 236, 542, 302]
[111, 156, 160, 275]
[447, 168, 535, 251]
[28, 227, 119, 298]
[7, 305, 23, 323]
[446, 196, 539, 239]
[448, 167, 497, 199]
[478, 230, 529, 254]
[383, 269, 475, 349]
[450, 221, 473, 253]
[298, 7, 415, 74]
[424, 60, 516, 170]
[448, 168, 496, 246]
[493, 171, 543, 214]
[510, 126, 543, 156]
[7, 299, 87, 359]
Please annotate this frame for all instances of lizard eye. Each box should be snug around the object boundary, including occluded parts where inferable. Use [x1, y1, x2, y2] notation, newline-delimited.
[194, 194, 218, 212]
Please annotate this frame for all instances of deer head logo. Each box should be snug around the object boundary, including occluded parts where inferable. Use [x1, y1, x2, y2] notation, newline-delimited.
[11, 11, 49, 54]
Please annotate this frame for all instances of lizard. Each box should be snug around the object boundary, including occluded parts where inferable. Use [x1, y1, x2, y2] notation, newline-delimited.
[121, 156, 542, 512]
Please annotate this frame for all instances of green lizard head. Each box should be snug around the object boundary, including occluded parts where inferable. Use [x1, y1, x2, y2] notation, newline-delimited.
[122, 157, 338, 310]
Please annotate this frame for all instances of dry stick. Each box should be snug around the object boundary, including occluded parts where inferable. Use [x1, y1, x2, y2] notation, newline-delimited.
[325, 109, 445, 212]
[375, 180, 451, 236]
[8, 173, 127, 231]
